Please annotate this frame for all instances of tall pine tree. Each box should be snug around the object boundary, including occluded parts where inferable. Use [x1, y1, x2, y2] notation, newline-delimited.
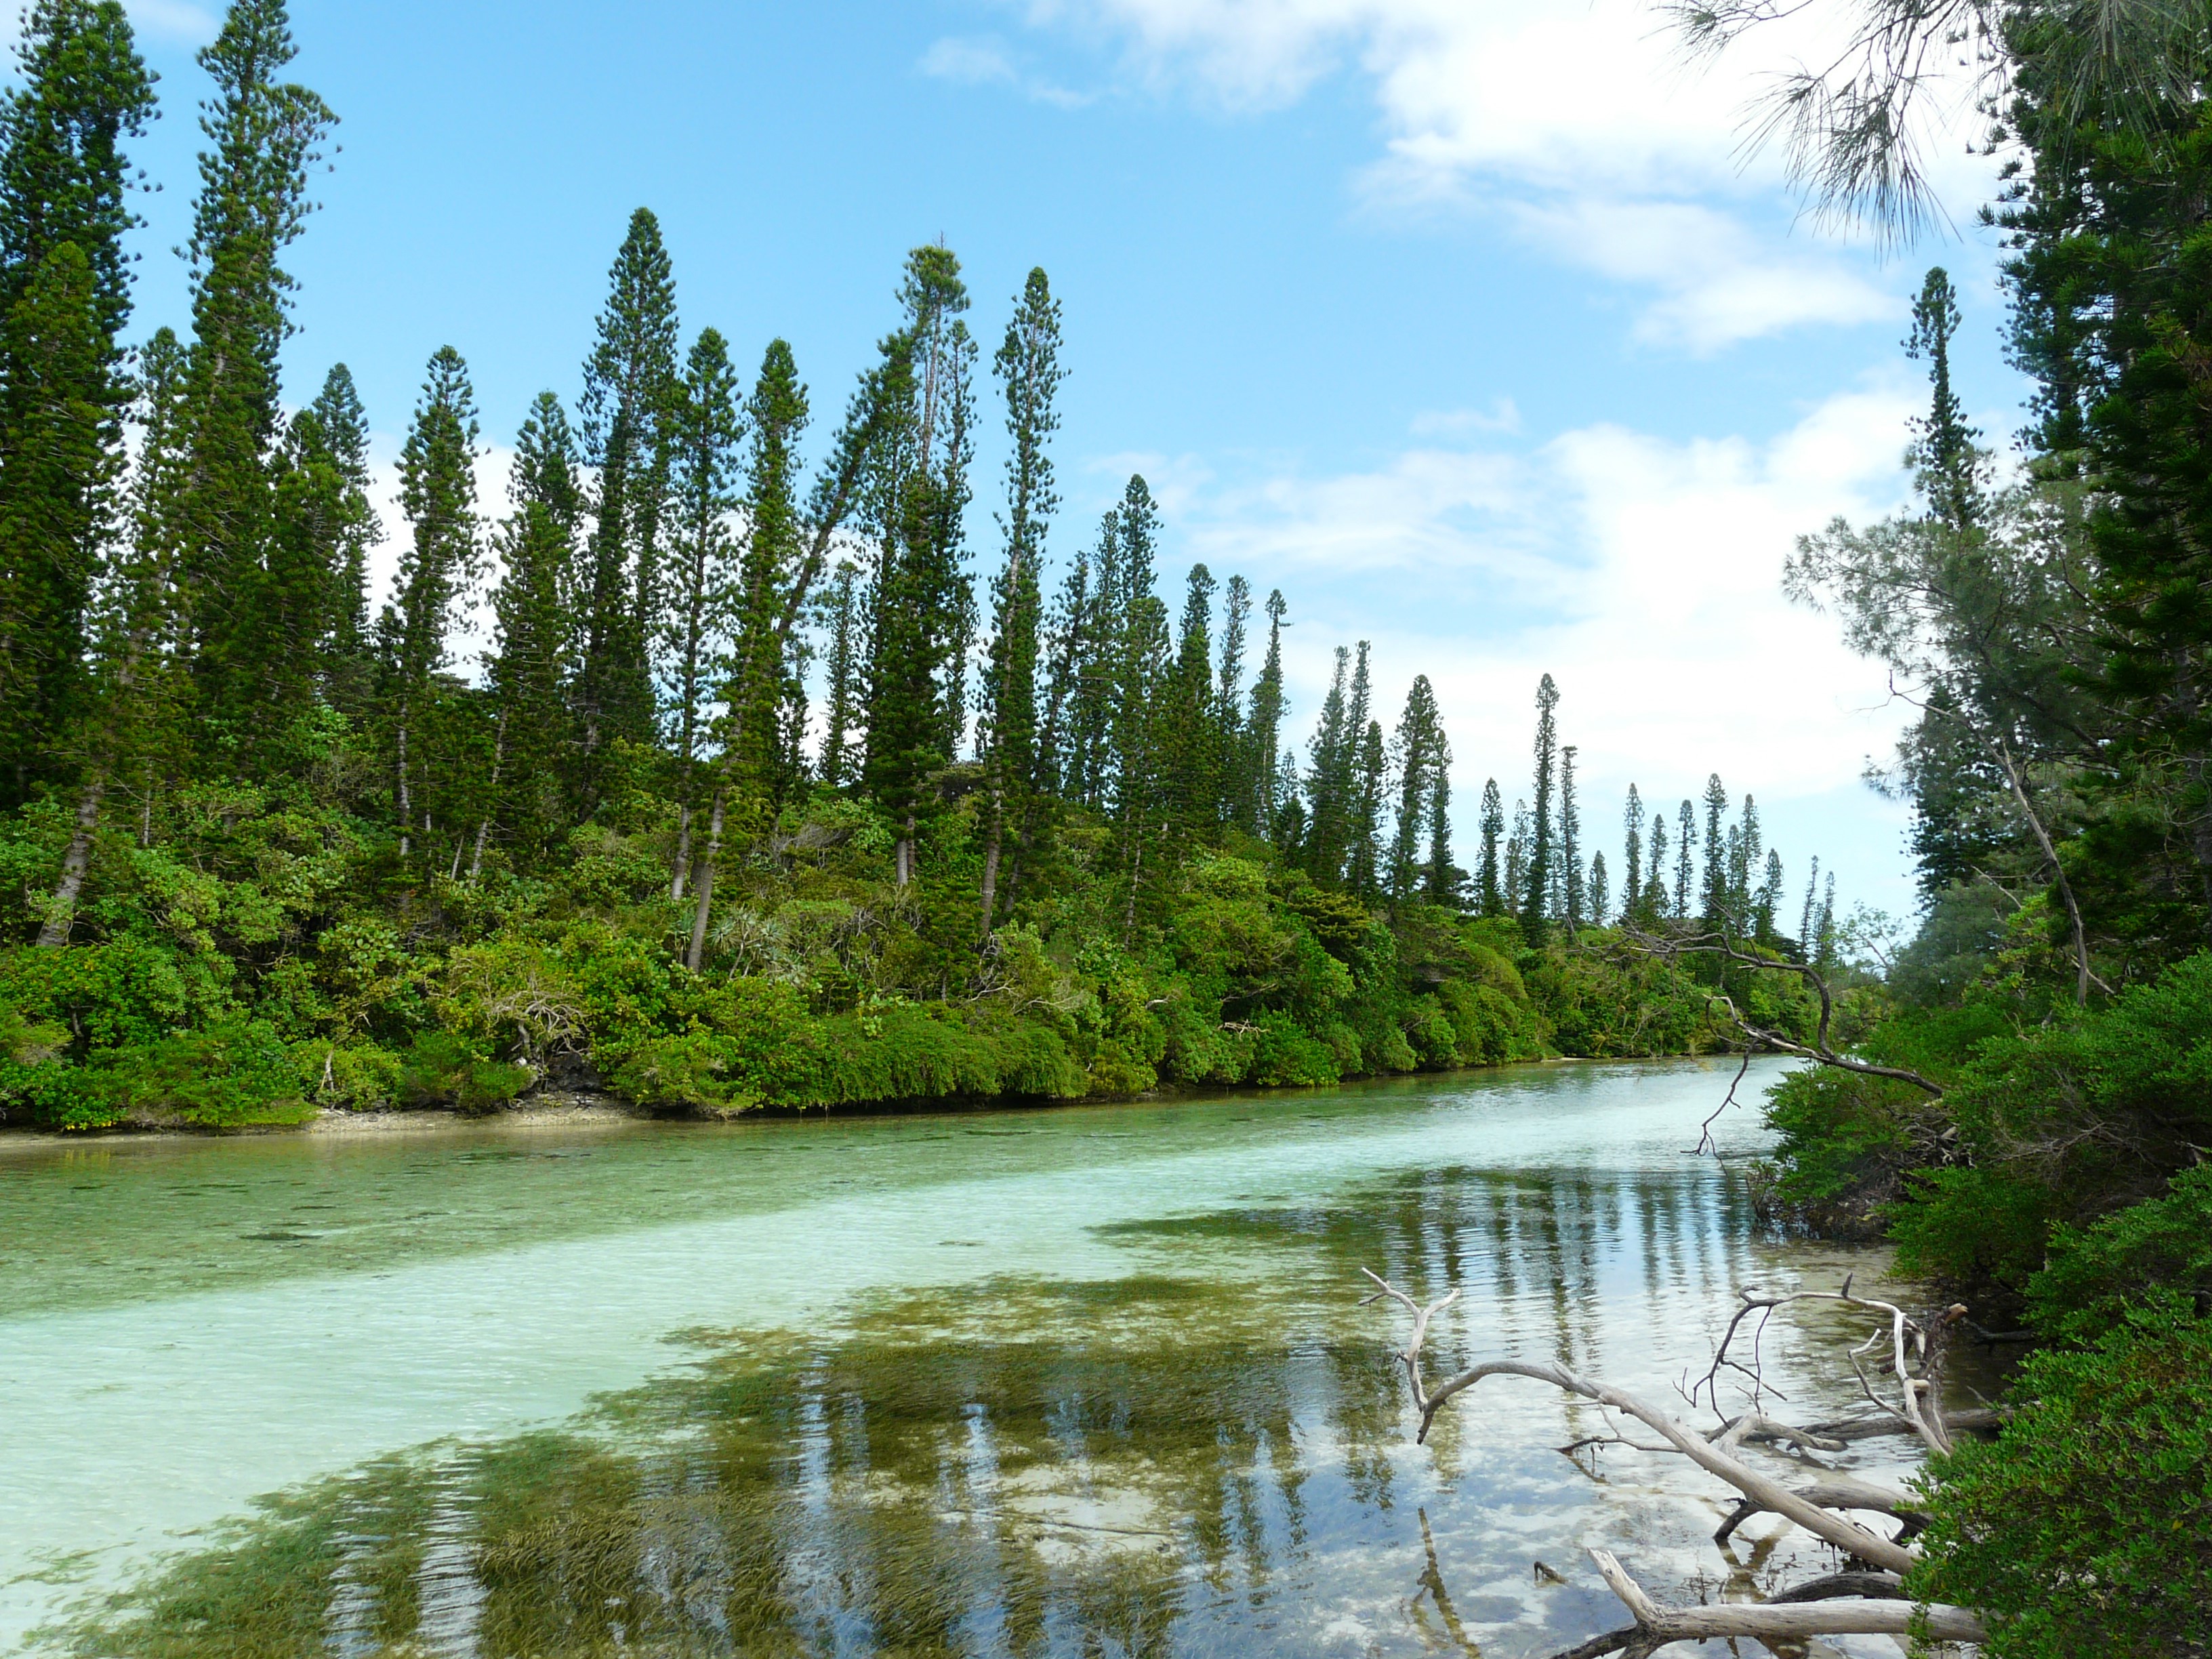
[659, 327, 743, 897]
[0, 0, 152, 803]
[176, 0, 333, 765]
[1523, 673, 1559, 935]
[575, 207, 678, 771]
[977, 266, 1062, 929]
[476, 392, 579, 873]
[383, 347, 479, 863]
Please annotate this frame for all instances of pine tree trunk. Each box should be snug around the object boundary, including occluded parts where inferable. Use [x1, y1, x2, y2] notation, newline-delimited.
[396, 705, 413, 859]
[684, 785, 728, 973]
[896, 819, 915, 889]
[470, 710, 507, 882]
[670, 802, 692, 902]
[36, 771, 106, 948]
[979, 781, 1003, 934]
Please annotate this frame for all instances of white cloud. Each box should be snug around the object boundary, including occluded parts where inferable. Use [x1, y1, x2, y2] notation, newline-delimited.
[361, 437, 517, 683]
[920, 32, 1092, 107]
[1119, 377, 1923, 901]
[921, 34, 1022, 86]
[1409, 398, 1519, 438]
[999, 0, 1994, 348]
[1510, 197, 1898, 352]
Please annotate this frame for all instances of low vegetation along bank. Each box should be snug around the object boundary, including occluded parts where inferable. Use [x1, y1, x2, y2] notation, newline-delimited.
[0, 782, 1808, 1134]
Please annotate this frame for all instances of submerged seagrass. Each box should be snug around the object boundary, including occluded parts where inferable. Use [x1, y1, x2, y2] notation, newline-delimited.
[7, 1063, 1968, 1658]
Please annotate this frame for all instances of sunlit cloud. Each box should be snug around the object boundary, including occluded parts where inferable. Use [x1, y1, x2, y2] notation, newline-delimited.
[991, 0, 1994, 350]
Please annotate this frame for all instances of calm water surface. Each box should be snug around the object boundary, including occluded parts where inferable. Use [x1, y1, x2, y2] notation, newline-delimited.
[0, 1060, 1935, 1656]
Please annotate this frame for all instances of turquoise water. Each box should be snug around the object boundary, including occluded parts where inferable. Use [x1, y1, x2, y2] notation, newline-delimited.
[0, 1060, 1925, 1656]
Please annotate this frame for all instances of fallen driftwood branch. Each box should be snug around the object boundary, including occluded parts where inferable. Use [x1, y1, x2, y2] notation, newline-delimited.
[1362, 1269, 1990, 1652]
[1547, 1549, 1985, 1658]
[1713, 1475, 1927, 1547]
[1715, 1404, 2001, 1452]
[1689, 1278, 1970, 1455]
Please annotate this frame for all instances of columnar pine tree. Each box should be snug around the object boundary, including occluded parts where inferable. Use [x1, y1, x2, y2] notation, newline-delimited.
[863, 245, 977, 889]
[1559, 743, 1582, 930]
[476, 392, 579, 873]
[1388, 673, 1447, 906]
[1107, 476, 1168, 928]
[262, 365, 372, 743]
[1214, 573, 1250, 824]
[819, 558, 863, 790]
[297, 365, 377, 717]
[977, 266, 1062, 928]
[1425, 767, 1454, 907]
[1349, 717, 1386, 900]
[1157, 562, 1217, 861]
[1523, 673, 1559, 935]
[575, 208, 678, 771]
[1904, 267, 1980, 531]
[1645, 808, 1669, 917]
[1033, 542, 1090, 800]
[1477, 778, 1503, 916]
[1674, 797, 1697, 918]
[1700, 772, 1729, 918]
[1246, 588, 1287, 836]
[1303, 647, 1351, 881]
[384, 347, 479, 863]
[725, 338, 808, 816]
[1756, 848, 1784, 941]
[1735, 794, 1763, 918]
[1622, 783, 1645, 916]
[1588, 851, 1608, 924]
[176, 0, 333, 766]
[1799, 855, 1822, 952]
[657, 328, 743, 897]
[0, 0, 153, 803]
[1506, 797, 1531, 909]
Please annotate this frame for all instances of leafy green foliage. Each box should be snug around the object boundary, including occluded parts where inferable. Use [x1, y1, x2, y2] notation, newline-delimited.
[1911, 1306, 2212, 1659]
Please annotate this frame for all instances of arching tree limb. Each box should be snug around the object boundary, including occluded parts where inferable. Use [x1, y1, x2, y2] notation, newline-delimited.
[1360, 1271, 1918, 1574]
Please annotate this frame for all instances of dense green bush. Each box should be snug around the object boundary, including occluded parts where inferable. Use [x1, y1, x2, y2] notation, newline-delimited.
[1872, 954, 2212, 1294]
[0, 783, 1805, 1132]
[1912, 1305, 2212, 1659]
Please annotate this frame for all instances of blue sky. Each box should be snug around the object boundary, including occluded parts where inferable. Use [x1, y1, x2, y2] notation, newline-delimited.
[99, 0, 2023, 922]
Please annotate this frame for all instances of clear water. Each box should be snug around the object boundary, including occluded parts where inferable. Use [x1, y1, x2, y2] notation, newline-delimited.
[0, 1060, 1947, 1656]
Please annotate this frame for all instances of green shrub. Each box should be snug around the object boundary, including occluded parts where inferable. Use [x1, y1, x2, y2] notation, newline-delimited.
[100, 1019, 311, 1127]
[398, 1029, 533, 1113]
[1912, 1307, 2212, 1659]
[611, 1030, 750, 1115]
[2027, 1164, 2212, 1345]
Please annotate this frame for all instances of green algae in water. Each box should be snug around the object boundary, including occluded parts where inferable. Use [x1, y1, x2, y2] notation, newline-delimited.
[44, 1279, 1408, 1657]
[30, 1165, 1806, 1658]
[18, 1069, 1908, 1658]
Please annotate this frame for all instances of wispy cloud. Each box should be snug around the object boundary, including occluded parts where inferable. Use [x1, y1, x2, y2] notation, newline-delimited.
[919, 33, 1092, 108]
[982, 0, 1990, 350]
[1100, 376, 1920, 811]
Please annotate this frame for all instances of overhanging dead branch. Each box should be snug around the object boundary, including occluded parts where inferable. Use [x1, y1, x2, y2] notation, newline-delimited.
[1361, 1269, 1918, 1574]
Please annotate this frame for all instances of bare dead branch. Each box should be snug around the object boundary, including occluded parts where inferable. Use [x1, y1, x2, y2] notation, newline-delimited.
[1616, 918, 1947, 1095]
[1360, 1269, 1918, 1574]
[1714, 1476, 1928, 1547]
[1586, 1548, 1985, 1647]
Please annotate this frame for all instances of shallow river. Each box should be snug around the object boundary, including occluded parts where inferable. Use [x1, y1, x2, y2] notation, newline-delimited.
[1, 1059, 1942, 1657]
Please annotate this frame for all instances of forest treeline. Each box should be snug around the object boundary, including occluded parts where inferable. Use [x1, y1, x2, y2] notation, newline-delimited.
[0, 0, 1840, 1134]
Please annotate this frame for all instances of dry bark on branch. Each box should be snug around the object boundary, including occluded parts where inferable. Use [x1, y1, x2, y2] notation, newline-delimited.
[1616, 919, 1946, 1096]
[1363, 1269, 1992, 1654]
[1574, 1549, 1984, 1656]
[1360, 1270, 1917, 1573]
